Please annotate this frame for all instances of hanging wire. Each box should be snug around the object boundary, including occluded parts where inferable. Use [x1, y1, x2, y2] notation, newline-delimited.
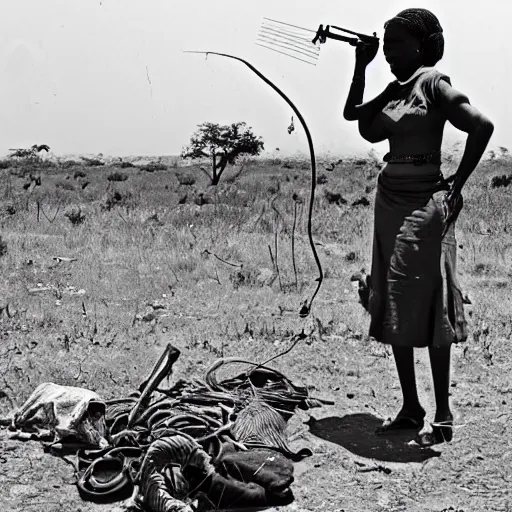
[183, 51, 323, 318]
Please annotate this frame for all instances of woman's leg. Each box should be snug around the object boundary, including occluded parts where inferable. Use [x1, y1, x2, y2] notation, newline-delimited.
[428, 345, 452, 421]
[415, 345, 453, 446]
[426, 345, 453, 443]
[392, 346, 425, 417]
[377, 346, 425, 432]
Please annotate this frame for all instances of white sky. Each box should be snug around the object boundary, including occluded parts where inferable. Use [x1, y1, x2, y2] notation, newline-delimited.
[0, 0, 509, 158]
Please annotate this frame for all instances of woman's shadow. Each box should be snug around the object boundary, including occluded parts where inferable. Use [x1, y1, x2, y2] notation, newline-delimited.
[306, 413, 440, 463]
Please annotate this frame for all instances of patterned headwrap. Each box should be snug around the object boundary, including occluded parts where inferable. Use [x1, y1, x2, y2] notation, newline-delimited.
[384, 8, 444, 66]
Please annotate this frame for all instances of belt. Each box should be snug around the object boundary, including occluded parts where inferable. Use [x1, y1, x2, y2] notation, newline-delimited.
[383, 150, 441, 166]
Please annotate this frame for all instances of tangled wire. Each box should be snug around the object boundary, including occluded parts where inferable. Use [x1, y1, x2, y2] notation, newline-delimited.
[75, 344, 329, 511]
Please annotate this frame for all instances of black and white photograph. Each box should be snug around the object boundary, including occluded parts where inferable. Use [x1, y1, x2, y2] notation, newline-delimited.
[0, 1, 509, 511]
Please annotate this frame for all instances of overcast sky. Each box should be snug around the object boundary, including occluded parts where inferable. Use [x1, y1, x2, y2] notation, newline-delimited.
[0, 0, 508, 158]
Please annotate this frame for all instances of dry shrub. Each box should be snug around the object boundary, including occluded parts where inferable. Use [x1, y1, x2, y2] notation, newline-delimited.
[317, 174, 328, 185]
[490, 175, 512, 188]
[176, 173, 196, 186]
[65, 207, 86, 226]
[55, 180, 75, 191]
[107, 172, 128, 182]
[140, 162, 167, 172]
[81, 157, 104, 167]
[61, 160, 81, 169]
[102, 190, 134, 211]
[324, 190, 347, 206]
[0, 236, 7, 257]
[229, 265, 258, 289]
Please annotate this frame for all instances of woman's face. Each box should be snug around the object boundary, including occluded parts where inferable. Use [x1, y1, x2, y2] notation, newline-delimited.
[383, 23, 423, 80]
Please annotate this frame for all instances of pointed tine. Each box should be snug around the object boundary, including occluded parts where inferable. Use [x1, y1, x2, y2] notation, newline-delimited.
[263, 17, 316, 33]
[256, 36, 320, 59]
[261, 22, 314, 40]
[256, 41, 319, 61]
[259, 26, 320, 49]
[255, 43, 317, 66]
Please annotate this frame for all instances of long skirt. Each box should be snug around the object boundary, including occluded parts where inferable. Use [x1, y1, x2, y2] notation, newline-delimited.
[368, 163, 468, 348]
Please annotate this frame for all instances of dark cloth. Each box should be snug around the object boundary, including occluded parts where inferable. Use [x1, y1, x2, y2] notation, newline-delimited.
[215, 447, 294, 493]
[368, 163, 468, 347]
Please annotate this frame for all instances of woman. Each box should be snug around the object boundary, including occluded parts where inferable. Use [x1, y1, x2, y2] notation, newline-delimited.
[343, 8, 494, 447]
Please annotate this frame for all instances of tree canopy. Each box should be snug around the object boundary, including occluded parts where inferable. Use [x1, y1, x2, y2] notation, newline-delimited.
[181, 122, 264, 185]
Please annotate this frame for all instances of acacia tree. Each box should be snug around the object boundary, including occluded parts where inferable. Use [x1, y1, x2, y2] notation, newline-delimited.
[181, 122, 264, 185]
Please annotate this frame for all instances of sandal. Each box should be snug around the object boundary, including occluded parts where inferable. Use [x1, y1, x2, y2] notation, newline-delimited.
[415, 421, 453, 448]
[376, 413, 425, 434]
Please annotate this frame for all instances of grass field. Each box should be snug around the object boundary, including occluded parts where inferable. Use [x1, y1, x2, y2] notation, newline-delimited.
[1, 151, 512, 511]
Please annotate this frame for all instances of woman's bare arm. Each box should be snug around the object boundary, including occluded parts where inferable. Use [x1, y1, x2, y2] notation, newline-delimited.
[438, 80, 494, 198]
[343, 42, 396, 143]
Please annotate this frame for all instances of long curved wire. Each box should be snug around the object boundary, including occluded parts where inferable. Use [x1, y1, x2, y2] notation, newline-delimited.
[183, 50, 323, 317]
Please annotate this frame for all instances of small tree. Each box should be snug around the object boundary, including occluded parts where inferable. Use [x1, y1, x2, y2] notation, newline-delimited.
[181, 122, 264, 185]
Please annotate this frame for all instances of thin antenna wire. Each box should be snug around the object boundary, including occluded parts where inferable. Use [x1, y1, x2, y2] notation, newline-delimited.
[256, 36, 320, 59]
[258, 29, 320, 52]
[257, 17, 320, 64]
[254, 43, 317, 66]
[263, 17, 316, 33]
[260, 24, 316, 41]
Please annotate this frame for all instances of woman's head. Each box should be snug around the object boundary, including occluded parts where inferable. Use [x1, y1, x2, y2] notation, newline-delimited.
[383, 8, 444, 79]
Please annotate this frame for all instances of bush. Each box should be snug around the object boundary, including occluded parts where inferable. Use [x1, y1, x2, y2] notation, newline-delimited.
[55, 180, 75, 191]
[65, 207, 86, 226]
[102, 190, 133, 211]
[4, 204, 16, 216]
[229, 265, 258, 289]
[0, 236, 7, 257]
[74, 170, 87, 179]
[176, 173, 196, 186]
[140, 162, 167, 172]
[61, 160, 81, 169]
[490, 174, 512, 188]
[324, 190, 347, 205]
[352, 197, 370, 207]
[107, 172, 128, 182]
[81, 157, 104, 167]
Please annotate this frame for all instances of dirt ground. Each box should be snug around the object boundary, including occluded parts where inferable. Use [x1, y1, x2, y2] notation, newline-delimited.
[1, 157, 511, 511]
[1, 312, 511, 512]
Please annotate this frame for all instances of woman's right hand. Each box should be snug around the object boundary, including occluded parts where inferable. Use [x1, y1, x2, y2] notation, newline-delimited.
[355, 39, 379, 68]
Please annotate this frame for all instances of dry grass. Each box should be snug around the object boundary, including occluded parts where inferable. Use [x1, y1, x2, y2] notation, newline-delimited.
[1, 153, 512, 511]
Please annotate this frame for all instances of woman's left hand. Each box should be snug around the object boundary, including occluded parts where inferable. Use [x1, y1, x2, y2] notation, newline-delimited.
[441, 190, 463, 237]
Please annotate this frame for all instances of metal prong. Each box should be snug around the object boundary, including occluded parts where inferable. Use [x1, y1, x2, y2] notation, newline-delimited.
[256, 35, 320, 59]
[255, 43, 317, 66]
[259, 26, 321, 50]
[262, 17, 316, 33]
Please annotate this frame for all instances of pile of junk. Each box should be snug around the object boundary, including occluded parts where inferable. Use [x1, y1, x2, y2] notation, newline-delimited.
[2, 344, 332, 512]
